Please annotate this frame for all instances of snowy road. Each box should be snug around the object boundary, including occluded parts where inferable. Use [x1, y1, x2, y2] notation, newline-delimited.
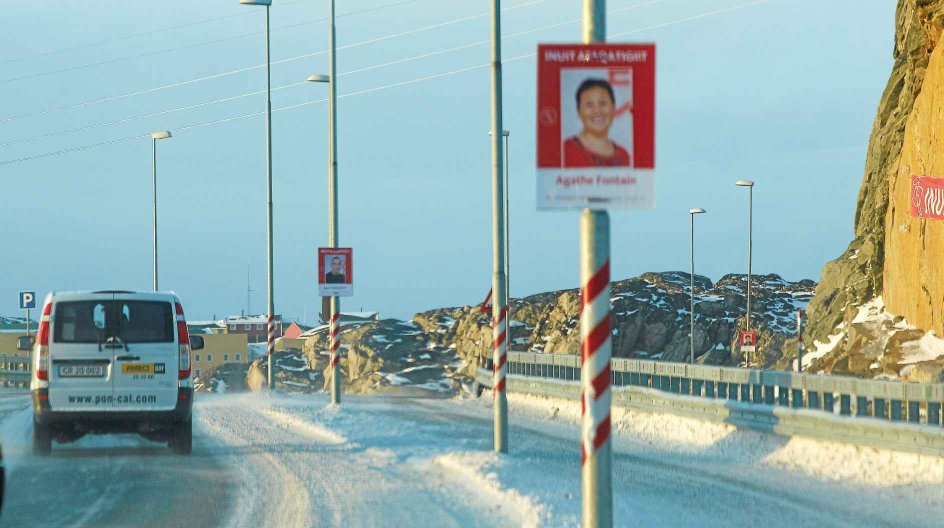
[0, 390, 941, 527]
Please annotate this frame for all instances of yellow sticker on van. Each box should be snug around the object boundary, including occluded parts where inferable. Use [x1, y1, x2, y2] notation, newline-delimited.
[121, 363, 154, 375]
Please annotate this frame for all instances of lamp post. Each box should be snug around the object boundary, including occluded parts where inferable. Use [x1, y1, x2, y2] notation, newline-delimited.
[735, 179, 754, 365]
[308, 1, 340, 406]
[150, 130, 171, 292]
[689, 208, 706, 365]
[240, 0, 275, 391]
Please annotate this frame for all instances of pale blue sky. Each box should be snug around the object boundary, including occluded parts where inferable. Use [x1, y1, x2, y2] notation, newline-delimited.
[0, 0, 894, 321]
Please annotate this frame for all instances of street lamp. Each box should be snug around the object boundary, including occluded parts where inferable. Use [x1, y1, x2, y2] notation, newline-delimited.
[150, 130, 171, 292]
[735, 179, 754, 364]
[308, 0, 341, 406]
[689, 208, 706, 364]
[241, 0, 275, 392]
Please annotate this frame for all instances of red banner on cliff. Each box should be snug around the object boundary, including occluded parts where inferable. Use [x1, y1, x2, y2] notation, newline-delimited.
[911, 175, 944, 220]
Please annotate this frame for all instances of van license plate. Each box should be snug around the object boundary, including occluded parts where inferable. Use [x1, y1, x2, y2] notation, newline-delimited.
[59, 365, 106, 378]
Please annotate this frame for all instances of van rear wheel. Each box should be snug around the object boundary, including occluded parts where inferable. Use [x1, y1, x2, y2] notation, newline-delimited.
[33, 421, 52, 456]
[169, 421, 192, 455]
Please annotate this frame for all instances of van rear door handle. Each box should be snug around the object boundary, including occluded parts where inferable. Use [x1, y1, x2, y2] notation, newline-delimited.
[116, 355, 140, 361]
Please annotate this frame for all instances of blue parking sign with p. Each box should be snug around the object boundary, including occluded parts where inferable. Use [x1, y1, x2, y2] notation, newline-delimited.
[19, 291, 36, 310]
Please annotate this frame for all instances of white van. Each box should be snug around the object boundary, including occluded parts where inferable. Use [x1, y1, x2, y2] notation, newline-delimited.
[19, 291, 203, 455]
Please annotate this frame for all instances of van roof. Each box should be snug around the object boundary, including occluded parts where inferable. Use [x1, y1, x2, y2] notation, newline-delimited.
[48, 291, 180, 303]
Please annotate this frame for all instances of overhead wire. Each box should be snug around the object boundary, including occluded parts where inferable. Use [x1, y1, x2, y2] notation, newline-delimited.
[0, 0, 544, 123]
[0, 0, 310, 66]
[0, 0, 667, 148]
[0, 0, 773, 168]
[0, 0, 422, 86]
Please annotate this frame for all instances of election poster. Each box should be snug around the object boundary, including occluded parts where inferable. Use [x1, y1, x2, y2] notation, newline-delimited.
[318, 247, 353, 297]
[536, 43, 656, 210]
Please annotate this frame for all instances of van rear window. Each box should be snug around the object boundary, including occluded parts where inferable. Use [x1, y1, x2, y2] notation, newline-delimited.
[54, 301, 174, 344]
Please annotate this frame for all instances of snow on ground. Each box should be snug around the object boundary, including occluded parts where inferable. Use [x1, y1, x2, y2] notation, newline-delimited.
[0, 387, 941, 527]
[481, 391, 944, 489]
[794, 325, 846, 371]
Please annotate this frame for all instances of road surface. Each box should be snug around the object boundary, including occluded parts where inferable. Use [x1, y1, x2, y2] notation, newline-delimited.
[0, 391, 940, 527]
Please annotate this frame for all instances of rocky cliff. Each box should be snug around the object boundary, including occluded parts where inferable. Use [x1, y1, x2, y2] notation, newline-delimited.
[278, 271, 813, 395]
[803, 0, 944, 381]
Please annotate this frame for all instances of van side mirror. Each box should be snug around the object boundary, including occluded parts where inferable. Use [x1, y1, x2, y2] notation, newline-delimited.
[17, 336, 35, 351]
[190, 336, 204, 351]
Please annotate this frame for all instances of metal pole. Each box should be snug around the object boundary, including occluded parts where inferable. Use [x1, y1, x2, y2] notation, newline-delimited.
[490, 0, 508, 454]
[796, 310, 804, 373]
[264, 4, 275, 392]
[747, 186, 752, 329]
[328, 0, 342, 405]
[581, 2, 611, 527]
[25, 309, 30, 338]
[152, 137, 158, 292]
[504, 132, 510, 307]
[746, 185, 752, 365]
[690, 213, 695, 365]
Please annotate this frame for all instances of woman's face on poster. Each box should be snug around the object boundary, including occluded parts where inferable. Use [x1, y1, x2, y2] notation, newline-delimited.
[577, 86, 615, 136]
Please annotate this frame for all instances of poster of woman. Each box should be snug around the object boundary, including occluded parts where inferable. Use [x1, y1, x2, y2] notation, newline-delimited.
[536, 43, 655, 210]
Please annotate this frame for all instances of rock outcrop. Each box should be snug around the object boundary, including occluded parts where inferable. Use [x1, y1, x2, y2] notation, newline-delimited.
[804, 0, 944, 375]
[296, 271, 814, 395]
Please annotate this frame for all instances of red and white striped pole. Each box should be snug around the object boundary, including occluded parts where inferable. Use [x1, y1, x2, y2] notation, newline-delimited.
[267, 315, 275, 390]
[330, 303, 341, 403]
[580, 2, 611, 526]
[580, 210, 612, 527]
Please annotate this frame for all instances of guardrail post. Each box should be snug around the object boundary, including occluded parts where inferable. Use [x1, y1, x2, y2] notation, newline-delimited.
[763, 386, 775, 405]
[839, 394, 851, 416]
[890, 400, 903, 421]
[856, 396, 868, 417]
[875, 398, 887, 419]
[823, 392, 834, 413]
[929, 402, 942, 425]
[808, 391, 820, 410]
[706, 380, 715, 398]
[907, 401, 920, 423]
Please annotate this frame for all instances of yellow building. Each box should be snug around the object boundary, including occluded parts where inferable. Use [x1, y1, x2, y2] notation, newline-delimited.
[0, 333, 29, 359]
[192, 333, 249, 379]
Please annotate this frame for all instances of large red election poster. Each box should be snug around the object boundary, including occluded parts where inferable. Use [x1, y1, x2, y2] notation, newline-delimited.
[911, 175, 944, 220]
[536, 43, 655, 210]
[318, 247, 353, 297]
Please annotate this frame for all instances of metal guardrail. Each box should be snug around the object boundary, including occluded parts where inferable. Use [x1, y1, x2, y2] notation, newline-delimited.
[474, 352, 944, 456]
[0, 356, 31, 388]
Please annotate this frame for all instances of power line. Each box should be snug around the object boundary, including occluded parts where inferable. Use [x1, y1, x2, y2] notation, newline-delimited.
[0, 0, 309, 67]
[0, 0, 422, 86]
[1, 0, 662, 148]
[0, 0, 773, 168]
[0, 0, 545, 124]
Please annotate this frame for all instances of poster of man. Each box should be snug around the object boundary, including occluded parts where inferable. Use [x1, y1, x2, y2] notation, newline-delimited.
[536, 43, 655, 210]
[318, 247, 353, 297]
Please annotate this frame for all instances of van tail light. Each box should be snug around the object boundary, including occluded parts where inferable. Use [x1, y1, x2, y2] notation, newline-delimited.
[176, 303, 191, 380]
[35, 303, 52, 381]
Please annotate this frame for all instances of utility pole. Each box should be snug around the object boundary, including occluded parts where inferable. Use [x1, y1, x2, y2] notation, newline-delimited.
[489, 0, 508, 454]
[580, 2, 612, 527]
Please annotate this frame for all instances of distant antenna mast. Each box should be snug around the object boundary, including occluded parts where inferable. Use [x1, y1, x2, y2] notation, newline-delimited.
[247, 264, 255, 315]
